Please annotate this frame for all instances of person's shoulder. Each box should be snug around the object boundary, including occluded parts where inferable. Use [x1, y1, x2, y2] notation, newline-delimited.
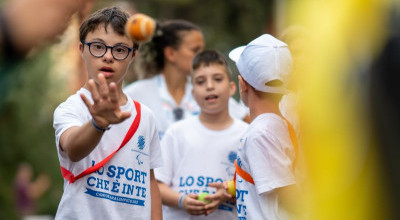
[165, 115, 197, 134]
[124, 77, 160, 103]
[55, 88, 86, 111]
[253, 113, 286, 129]
[233, 117, 249, 129]
[249, 113, 288, 142]
[124, 76, 158, 94]
[135, 101, 155, 118]
[139, 102, 152, 112]
[172, 116, 196, 129]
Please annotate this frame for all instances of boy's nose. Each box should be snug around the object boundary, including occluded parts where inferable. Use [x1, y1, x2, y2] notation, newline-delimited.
[206, 80, 214, 90]
[103, 48, 114, 62]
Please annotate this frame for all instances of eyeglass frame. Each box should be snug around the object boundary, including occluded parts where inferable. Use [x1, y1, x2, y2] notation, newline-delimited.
[81, 40, 135, 61]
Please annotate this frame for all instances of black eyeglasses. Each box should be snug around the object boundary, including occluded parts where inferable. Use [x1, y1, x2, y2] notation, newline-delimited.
[81, 40, 134, 61]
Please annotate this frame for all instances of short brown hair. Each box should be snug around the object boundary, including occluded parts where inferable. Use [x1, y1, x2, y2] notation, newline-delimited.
[79, 7, 138, 49]
[191, 50, 232, 80]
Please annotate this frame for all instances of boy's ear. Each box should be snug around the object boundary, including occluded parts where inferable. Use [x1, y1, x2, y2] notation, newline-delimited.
[164, 46, 176, 62]
[229, 81, 236, 96]
[238, 75, 248, 93]
[79, 43, 84, 54]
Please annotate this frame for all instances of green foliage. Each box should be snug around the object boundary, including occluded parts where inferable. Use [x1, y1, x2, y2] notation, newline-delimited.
[133, 0, 273, 51]
[0, 49, 65, 219]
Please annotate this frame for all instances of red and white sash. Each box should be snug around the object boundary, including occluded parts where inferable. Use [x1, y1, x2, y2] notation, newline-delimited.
[60, 100, 141, 184]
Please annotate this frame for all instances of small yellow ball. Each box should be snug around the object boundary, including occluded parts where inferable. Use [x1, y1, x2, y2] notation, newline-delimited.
[198, 192, 211, 204]
[227, 180, 236, 197]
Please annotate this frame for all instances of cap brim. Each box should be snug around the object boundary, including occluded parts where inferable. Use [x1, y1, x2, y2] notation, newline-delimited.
[228, 46, 246, 63]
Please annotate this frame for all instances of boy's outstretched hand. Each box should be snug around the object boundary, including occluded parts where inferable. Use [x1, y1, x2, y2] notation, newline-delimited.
[204, 182, 234, 216]
[81, 74, 131, 128]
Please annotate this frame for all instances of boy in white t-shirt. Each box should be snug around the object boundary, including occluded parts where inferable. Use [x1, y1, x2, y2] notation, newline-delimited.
[53, 7, 163, 220]
[155, 50, 248, 220]
[123, 20, 248, 140]
[229, 34, 301, 219]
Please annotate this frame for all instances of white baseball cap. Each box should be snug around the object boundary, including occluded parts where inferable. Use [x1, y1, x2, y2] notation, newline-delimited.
[229, 34, 293, 94]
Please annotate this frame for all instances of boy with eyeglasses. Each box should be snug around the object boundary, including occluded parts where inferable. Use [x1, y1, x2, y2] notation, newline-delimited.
[53, 7, 163, 220]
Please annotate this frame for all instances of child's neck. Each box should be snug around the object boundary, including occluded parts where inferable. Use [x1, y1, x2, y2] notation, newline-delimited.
[117, 89, 128, 106]
[163, 65, 187, 105]
[248, 98, 282, 122]
[198, 109, 233, 131]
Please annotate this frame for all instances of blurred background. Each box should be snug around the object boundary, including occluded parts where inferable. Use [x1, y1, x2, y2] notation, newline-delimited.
[0, 0, 399, 219]
[0, 0, 273, 219]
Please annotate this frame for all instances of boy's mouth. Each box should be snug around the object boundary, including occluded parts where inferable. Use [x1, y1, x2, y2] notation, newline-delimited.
[205, 95, 218, 101]
[99, 67, 114, 78]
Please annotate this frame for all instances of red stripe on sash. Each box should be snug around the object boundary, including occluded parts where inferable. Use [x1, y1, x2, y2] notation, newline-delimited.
[234, 159, 255, 184]
[60, 100, 141, 184]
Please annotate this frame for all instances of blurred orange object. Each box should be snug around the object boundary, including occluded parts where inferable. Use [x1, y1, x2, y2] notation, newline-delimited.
[125, 13, 156, 43]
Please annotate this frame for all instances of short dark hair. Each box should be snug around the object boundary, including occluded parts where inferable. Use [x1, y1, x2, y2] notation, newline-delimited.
[79, 7, 138, 49]
[191, 50, 232, 80]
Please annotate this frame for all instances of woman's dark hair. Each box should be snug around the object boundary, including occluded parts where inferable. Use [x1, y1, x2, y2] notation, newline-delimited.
[137, 19, 201, 78]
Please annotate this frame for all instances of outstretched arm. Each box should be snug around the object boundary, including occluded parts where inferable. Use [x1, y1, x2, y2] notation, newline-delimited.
[59, 73, 131, 161]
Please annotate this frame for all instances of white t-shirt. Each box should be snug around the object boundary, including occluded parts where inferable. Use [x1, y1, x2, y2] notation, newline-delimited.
[236, 113, 296, 220]
[155, 116, 248, 220]
[124, 74, 248, 139]
[53, 88, 163, 220]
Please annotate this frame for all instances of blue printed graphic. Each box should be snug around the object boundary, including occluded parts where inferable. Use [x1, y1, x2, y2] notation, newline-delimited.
[237, 157, 243, 167]
[228, 151, 237, 163]
[85, 188, 145, 206]
[218, 204, 234, 212]
[136, 154, 143, 165]
[137, 135, 145, 150]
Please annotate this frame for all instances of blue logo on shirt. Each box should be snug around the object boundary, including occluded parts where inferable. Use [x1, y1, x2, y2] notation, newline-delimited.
[137, 136, 145, 150]
[237, 157, 243, 167]
[136, 154, 143, 165]
[228, 151, 237, 163]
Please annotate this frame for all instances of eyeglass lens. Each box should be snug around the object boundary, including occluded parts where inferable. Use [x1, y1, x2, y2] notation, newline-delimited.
[89, 42, 130, 60]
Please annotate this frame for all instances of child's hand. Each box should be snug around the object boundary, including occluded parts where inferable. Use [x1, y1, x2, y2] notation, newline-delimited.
[81, 74, 131, 128]
[182, 194, 207, 216]
[204, 182, 233, 216]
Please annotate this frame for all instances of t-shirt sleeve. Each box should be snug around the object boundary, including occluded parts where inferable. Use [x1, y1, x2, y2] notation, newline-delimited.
[246, 131, 296, 194]
[53, 100, 86, 152]
[154, 128, 176, 186]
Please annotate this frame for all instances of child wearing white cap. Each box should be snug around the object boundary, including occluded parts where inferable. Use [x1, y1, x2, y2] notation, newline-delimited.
[229, 34, 300, 219]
